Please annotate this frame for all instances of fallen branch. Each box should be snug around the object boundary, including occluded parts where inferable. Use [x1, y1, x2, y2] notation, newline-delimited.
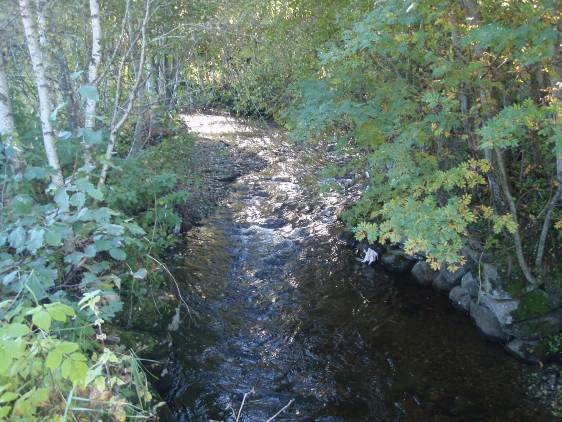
[266, 399, 295, 422]
[236, 388, 254, 422]
[146, 254, 192, 320]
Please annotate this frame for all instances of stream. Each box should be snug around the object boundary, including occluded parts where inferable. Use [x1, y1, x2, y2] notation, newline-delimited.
[156, 114, 551, 421]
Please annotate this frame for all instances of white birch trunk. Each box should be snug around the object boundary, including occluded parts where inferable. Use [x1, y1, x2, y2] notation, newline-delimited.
[0, 63, 15, 137]
[83, 0, 102, 168]
[35, 0, 58, 107]
[19, 0, 64, 186]
[0, 55, 24, 171]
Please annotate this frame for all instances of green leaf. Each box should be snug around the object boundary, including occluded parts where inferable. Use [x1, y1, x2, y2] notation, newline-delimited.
[82, 128, 103, 145]
[2, 271, 18, 285]
[11, 195, 33, 215]
[70, 352, 87, 362]
[104, 224, 124, 236]
[69, 192, 86, 208]
[8, 227, 26, 250]
[94, 239, 113, 251]
[32, 310, 52, 331]
[126, 222, 146, 236]
[23, 167, 49, 181]
[61, 358, 71, 379]
[45, 229, 63, 246]
[79, 85, 99, 101]
[70, 70, 83, 80]
[27, 229, 45, 254]
[46, 350, 62, 369]
[2, 323, 30, 338]
[86, 187, 104, 201]
[0, 392, 19, 404]
[69, 360, 89, 384]
[109, 248, 127, 261]
[54, 189, 70, 212]
[46, 303, 75, 320]
[56, 341, 79, 353]
[46, 305, 67, 322]
[84, 244, 97, 258]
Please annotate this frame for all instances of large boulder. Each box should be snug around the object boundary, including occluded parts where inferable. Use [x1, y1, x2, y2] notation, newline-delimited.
[411, 261, 439, 286]
[461, 272, 479, 299]
[479, 294, 519, 327]
[433, 265, 468, 292]
[381, 250, 416, 273]
[469, 302, 507, 342]
[449, 286, 472, 312]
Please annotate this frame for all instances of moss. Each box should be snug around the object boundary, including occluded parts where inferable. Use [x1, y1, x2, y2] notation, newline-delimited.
[514, 289, 550, 319]
[506, 279, 526, 299]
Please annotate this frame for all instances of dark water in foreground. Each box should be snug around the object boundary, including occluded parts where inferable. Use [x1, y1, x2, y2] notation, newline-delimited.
[159, 114, 551, 421]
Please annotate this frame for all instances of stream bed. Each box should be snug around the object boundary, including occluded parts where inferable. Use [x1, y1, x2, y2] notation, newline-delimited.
[156, 114, 552, 421]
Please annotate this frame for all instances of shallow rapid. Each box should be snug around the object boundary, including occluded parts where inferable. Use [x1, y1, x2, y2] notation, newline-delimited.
[159, 114, 550, 421]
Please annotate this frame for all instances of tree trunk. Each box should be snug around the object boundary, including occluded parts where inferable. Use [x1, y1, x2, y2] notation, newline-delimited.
[55, 50, 79, 130]
[19, 0, 64, 186]
[35, 0, 59, 107]
[83, 0, 103, 168]
[494, 149, 537, 285]
[98, 0, 150, 189]
[535, 56, 562, 267]
[462, 0, 536, 285]
[0, 52, 25, 171]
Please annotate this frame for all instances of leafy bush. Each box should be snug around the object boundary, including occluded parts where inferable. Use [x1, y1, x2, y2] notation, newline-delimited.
[107, 132, 194, 252]
[0, 171, 161, 419]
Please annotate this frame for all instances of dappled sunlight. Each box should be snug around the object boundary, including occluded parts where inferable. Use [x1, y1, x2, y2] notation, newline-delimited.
[182, 113, 254, 138]
[182, 113, 278, 152]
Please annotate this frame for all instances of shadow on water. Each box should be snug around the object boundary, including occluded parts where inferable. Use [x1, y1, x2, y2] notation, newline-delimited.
[157, 113, 552, 421]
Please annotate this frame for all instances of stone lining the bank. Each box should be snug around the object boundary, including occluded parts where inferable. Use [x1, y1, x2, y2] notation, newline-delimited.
[355, 242, 562, 416]
[364, 245, 562, 357]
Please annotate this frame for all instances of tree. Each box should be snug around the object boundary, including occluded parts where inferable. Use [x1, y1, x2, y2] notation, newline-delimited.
[19, 0, 63, 186]
[0, 50, 23, 171]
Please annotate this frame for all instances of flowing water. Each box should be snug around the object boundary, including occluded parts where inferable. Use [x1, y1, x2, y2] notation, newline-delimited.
[158, 114, 551, 421]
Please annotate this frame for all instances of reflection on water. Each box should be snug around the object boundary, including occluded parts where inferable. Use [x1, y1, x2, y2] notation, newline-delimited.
[160, 114, 550, 421]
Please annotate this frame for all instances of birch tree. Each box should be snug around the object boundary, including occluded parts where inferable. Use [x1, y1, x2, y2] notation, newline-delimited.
[19, 0, 63, 187]
[0, 52, 24, 171]
[83, 0, 102, 168]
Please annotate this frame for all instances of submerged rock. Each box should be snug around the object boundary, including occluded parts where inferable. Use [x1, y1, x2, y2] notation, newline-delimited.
[469, 302, 507, 342]
[381, 250, 416, 273]
[411, 261, 438, 286]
